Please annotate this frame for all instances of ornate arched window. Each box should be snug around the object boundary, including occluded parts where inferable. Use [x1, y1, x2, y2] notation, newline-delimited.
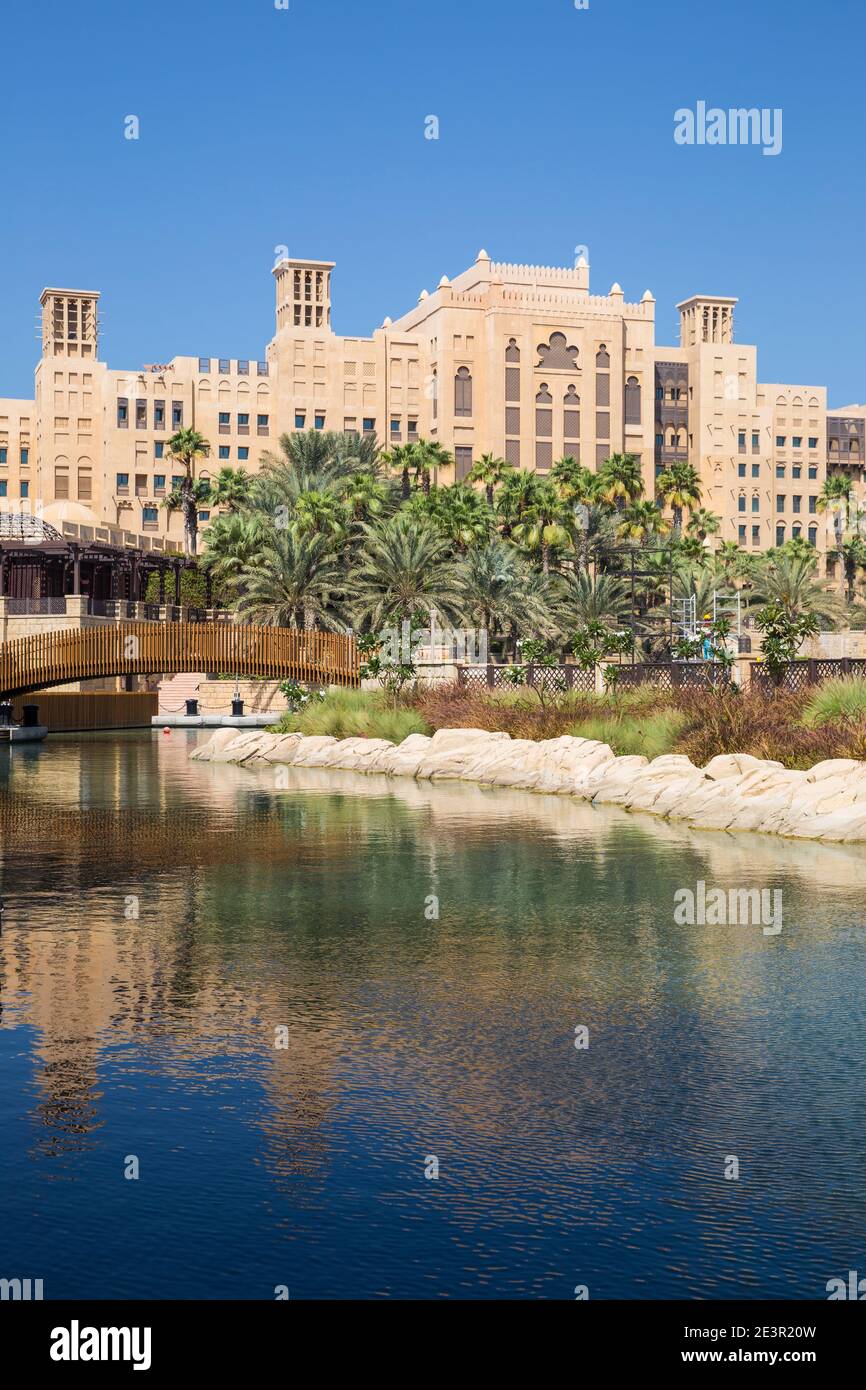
[536, 332, 579, 371]
[455, 367, 472, 417]
[432, 368, 438, 420]
[596, 345, 610, 368]
[536, 384, 552, 437]
[505, 338, 520, 363]
[625, 375, 641, 425]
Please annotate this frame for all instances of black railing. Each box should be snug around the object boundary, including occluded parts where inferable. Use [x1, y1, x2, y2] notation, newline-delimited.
[457, 664, 596, 695]
[751, 658, 866, 692]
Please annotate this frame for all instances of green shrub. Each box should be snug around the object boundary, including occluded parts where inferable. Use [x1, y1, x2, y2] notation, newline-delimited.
[270, 688, 430, 743]
[568, 710, 686, 759]
[801, 676, 866, 727]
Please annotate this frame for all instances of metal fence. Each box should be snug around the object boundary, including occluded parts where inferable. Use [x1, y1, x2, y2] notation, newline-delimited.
[457, 664, 596, 695]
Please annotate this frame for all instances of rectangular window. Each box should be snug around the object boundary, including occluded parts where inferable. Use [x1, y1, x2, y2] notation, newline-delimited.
[596, 374, 610, 407]
[751, 494, 759, 513]
[143, 506, 158, 524]
[198, 510, 210, 522]
[315, 414, 325, 430]
[776, 525, 785, 547]
[363, 418, 375, 432]
[408, 419, 418, 438]
[738, 495, 746, 512]
[776, 465, 785, 478]
[792, 436, 802, 448]
[257, 361, 269, 377]
[808, 525, 817, 545]
[656, 434, 665, 450]
[752, 525, 760, 544]
[295, 414, 305, 429]
[738, 431, 746, 452]
[739, 525, 746, 543]
[219, 445, 230, 459]
[808, 437, 818, 449]
[752, 432, 760, 452]
[172, 401, 183, 427]
[751, 463, 760, 477]
[20, 480, 29, 498]
[792, 495, 801, 513]
[596, 411, 610, 439]
[391, 419, 400, 435]
[198, 357, 210, 373]
[218, 359, 230, 374]
[237, 360, 249, 375]
[218, 412, 230, 432]
[455, 446, 473, 481]
[0, 480, 6, 497]
[776, 495, 785, 512]
[792, 465, 801, 478]
[20, 448, 28, 465]
[155, 441, 164, 459]
[738, 462, 746, 477]
[154, 474, 166, 492]
[808, 465, 817, 479]
[809, 496, 817, 514]
[136, 399, 147, 428]
[154, 400, 165, 429]
[172, 476, 184, 490]
[117, 398, 128, 427]
[237, 413, 249, 433]
[0, 447, 6, 464]
[238, 447, 249, 460]
[257, 414, 269, 434]
[135, 473, 147, 497]
[116, 472, 129, 491]
[776, 435, 786, 447]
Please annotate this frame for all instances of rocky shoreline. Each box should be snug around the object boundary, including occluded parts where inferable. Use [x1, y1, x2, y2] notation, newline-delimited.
[190, 726, 866, 843]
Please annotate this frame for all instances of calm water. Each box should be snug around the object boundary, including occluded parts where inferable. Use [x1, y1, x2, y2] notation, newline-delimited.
[1, 730, 865, 1300]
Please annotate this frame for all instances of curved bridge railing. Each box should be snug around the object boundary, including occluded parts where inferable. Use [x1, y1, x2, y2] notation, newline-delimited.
[0, 623, 359, 698]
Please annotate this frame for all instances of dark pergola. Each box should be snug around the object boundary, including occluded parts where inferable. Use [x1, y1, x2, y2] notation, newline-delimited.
[0, 514, 204, 605]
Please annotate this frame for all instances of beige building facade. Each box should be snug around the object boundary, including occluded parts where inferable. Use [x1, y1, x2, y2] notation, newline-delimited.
[1, 251, 863, 576]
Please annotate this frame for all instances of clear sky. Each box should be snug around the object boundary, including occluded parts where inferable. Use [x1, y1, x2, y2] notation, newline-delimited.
[0, 0, 863, 403]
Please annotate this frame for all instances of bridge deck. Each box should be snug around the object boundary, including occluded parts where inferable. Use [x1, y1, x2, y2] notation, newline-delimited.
[0, 623, 359, 698]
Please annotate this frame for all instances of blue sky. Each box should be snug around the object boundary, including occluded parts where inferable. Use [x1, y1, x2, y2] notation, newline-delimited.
[0, 0, 863, 403]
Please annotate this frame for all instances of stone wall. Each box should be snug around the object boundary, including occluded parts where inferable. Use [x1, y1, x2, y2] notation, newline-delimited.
[191, 726, 866, 844]
[195, 679, 287, 714]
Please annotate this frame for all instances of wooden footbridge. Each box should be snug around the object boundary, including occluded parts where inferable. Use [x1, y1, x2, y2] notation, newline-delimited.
[0, 621, 359, 698]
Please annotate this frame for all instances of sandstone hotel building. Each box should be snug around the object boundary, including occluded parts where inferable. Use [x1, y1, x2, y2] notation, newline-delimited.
[1, 249, 863, 579]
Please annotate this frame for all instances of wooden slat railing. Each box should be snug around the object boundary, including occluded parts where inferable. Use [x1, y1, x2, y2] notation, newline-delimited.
[0, 623, 360, 698]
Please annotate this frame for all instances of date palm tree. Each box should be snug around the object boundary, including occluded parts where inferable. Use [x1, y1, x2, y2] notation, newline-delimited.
[236, 528, 341, 630]
[752, 552, 842, 625]
[557, 569, 631, 629]
[457, 539, 558, 647]
[347, 512, 464, 629]
[163, 428, 211, 554]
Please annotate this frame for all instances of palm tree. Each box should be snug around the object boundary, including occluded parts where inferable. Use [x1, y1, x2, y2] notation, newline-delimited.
[457, 539, 557, 647]
[293, 487, 347, 541]
[686, 507, 721, 543]
[616, 499, 671, 544]
[510, 478, 572, 572]
[596, 453, 644, 511]
[417, 484, 494, 553]
[838, 536, 866, 603]
[383, 443, 418, 502]
[340, 471, 391, 525]
[236, 528, 341, 630]
[816, 473, 854, 547]
[468, 453, 513, 507]
[163, 428, 211, 554]
[557, 569, 631, 629]
[752, 553, 843, 625]
[347, 512, 464, 629]
[551, 456, 598, 508]
[208, 466, 251, 513]
[496, 468, 543, 538]
[412, 439, 453, 496]
[655, 461, 702, 534]
[200, 511, 269, 592]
